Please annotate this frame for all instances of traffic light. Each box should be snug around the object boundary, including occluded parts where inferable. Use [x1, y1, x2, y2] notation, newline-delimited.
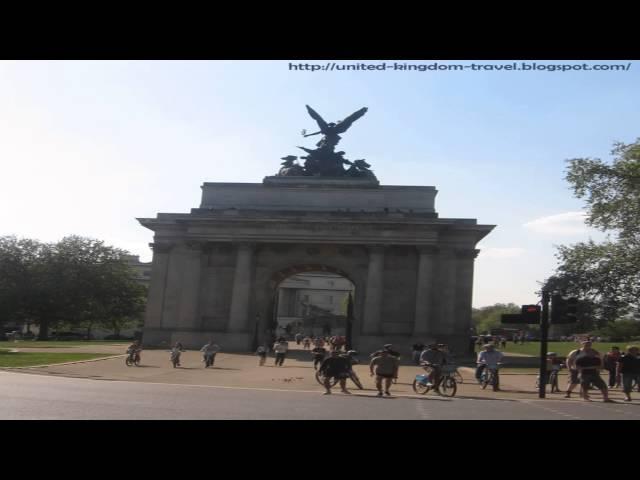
[521, 305, 541, 323]
[566, 297, 578, 322]
[501, 305, 540, 324]
[551, 295, 579, 324]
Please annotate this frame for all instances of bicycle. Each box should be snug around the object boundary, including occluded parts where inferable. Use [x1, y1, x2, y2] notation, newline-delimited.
[125, 349, 141, 367]
[535, 364, 564, 393]
[479, 363, 501, 391]
[315, 369, 363, 390]
[413, 363, 458, 397]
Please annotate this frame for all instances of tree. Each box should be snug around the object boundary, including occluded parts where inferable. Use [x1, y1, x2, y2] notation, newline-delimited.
[472, 303, 520, 334]
[0, 235, 148, 339]
[0, 236, 46, 329]
[544, 138, 640, 325]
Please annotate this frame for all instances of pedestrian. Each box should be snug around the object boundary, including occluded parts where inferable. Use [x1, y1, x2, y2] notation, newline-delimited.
[412, 342, 425, 365]
[565, 341, 591, 398]
[575, 342, 612, 402]
[273, 337, 289, 366]
[295, 332, 303, 345]
[370, 349, 399, 397]
[319, 351, 351, 395]
[256, 343, 268, 366]
[617, 345, 640, 402]
[501, 337, 507, 349]
[603, 346, 621, 388]
[311, 344, 327, 370]
[303, 336, 311, 350]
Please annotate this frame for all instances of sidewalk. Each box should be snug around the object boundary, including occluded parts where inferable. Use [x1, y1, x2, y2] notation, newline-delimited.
[10, 344, 632, 402]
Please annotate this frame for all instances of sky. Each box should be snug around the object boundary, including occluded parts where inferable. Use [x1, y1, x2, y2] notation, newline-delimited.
[1, 60, 638, 308]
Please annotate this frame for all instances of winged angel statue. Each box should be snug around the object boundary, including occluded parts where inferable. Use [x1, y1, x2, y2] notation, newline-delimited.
[277, 105, 376, 179]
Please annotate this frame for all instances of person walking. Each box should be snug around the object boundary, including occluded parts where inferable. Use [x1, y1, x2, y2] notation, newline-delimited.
[575, 343, 612, 402]
[412, 343, 425, 365]
[295, 332, 303, 345]
[603, 346, 621, 388]
[273, 337, 289, 366]
[617, 345, 640, 402]
[256, 343, 268, 366]
[311, 344, 327, 370]
[369, 349, 400, 397]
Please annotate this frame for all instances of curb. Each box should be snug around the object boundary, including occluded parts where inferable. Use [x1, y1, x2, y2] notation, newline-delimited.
[0, 354, 126, 370]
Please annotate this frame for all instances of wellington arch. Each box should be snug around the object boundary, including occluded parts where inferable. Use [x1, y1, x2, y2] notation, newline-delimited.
[138, 105, 495, 356]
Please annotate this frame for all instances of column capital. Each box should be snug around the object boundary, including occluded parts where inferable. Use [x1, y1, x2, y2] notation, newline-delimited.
[185, 240, 205, 251]
[234, 242, 256, 251]
[416, 245, 439, 255]
[150, 242, 174, 254]
[455, 248, 480, 259]
[366, 245, 386, 255]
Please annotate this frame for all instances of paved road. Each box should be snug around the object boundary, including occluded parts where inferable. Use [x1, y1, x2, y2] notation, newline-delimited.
[2, 371, 640, 419]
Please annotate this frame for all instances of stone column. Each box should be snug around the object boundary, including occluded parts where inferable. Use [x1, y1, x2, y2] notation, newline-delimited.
[145, 242, 173, 328]
[227, 243, 255, 333]
[454, 249, 479, 334]
[439, 248, 458, 335]
[177, 241, 204, 330]
[413, 246, 438, 337]
[362, 245, 385, 335]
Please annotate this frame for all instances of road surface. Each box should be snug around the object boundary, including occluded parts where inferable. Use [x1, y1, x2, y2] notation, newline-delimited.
[2, 371, 639, 419]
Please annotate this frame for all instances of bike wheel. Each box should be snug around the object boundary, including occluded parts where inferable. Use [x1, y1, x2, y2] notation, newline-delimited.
[439, 377, 457, 397]
[350, 372, 364, 390]
[134, 357, 140, 367]
[125, 357, 132, 367]
[316, 371, 338, 387]
[412, 378, 430, 395]
[481, 375, 489, 390]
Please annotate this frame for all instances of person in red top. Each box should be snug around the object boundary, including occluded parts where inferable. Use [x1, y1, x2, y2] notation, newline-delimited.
[603, 346, 621, 388]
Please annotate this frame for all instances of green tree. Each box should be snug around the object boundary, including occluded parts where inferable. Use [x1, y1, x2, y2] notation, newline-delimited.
[544, 138, 640, 325]
[0, 235, 147, 339]
[0, 236, 46, 329]
[472, 303, 520, 334]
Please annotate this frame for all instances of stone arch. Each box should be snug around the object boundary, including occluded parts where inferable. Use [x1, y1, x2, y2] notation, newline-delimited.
[253, 261, 364, 350]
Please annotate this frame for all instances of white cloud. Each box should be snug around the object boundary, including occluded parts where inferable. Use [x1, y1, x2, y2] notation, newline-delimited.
[478, 247, 526, 259]
[523, 211, 588, 235]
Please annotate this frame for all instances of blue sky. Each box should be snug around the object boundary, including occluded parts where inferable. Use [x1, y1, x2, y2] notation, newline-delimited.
[1, 60, 638, 307]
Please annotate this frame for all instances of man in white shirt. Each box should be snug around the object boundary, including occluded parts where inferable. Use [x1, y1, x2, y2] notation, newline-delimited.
[475, 344, 504, 384]
[273, 337, 289, 366]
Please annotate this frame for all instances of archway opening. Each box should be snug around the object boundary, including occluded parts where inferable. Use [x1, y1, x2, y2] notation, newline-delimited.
[270, 266, 355, 348]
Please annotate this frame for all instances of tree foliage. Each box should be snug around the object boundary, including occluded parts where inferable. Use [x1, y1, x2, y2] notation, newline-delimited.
[544, 138, 640, 326]
[0, 235, 147, 339]
[472, 303, 520, 334]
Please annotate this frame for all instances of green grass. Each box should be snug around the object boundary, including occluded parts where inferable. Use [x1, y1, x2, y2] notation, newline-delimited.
[478, 341, 634, 357]
[0, 340, 128, 349]
[0, 349, 113, 367]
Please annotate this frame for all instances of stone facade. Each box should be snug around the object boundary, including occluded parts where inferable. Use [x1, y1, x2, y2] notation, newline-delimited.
[138, 177, 494, 356]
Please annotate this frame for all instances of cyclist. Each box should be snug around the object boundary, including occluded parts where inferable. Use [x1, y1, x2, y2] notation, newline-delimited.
[126, 340, 142, 363]
[420, 344, 446, 387]
[476, 343, 503, 388]
[200, 339, 221, 367]
[319, 351, 351, 395]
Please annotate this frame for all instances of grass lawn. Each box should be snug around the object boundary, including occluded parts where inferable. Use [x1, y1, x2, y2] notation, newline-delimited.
[0, 340, 129, 349]
[0, 349, 113, 367]
[478, 341, 633, 357]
